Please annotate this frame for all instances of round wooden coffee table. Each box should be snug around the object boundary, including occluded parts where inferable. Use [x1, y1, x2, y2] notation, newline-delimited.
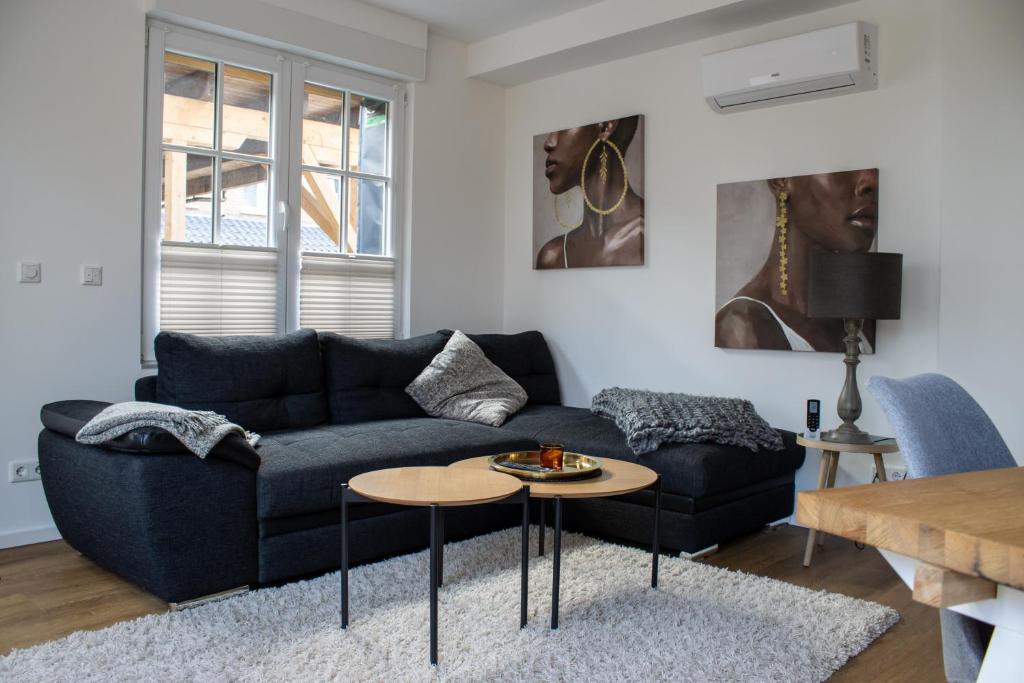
[341, 466, 529, 665]
[450, 455, 661, 629]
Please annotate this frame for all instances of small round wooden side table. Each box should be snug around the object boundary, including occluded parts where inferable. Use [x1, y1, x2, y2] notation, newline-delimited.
[341, 466, 529, 666]
[797, 433, 899, 567]
[450, 456, 660, 629]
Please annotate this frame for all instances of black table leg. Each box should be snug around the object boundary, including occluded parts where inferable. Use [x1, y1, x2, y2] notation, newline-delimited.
[538, 499, 546, 556]
[551, 496, 562, 629]
[520, 487, 530, 628]
[429, 504, 439, 665]
[437, 508, 444, 588]
[652, 476, 661, 589]
[340, 484, 349, 629]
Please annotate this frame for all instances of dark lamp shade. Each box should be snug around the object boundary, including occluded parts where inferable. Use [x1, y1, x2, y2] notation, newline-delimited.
[807, 251, 903, 320]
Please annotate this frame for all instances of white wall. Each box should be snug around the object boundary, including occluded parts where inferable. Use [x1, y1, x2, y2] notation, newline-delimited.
[0, 0, 148, 547]
[406, 34, 507, 336]
[502, 0, 952, 494]
[936, 0, 1024, 462]
[0, 1, 505, 547]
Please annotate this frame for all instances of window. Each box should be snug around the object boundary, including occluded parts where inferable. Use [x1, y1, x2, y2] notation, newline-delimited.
[142, 23, 403, 362]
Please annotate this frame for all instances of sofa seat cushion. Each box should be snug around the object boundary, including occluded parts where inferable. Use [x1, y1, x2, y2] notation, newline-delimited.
[499, 405, 804, 500]
[155, 329, 327, 432]
[256, 418, 538, 519]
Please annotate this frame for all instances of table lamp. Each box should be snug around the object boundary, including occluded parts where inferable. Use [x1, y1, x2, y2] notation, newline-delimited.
[808, 251, 903, 444]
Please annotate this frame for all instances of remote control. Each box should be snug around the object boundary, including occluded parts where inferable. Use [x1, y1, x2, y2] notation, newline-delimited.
[501, 462, 556, 473]
[806, 399, 821, 437]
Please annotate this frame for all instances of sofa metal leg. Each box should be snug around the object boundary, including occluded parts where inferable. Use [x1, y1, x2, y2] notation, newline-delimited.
[168, 585, 249, 611]
[678, 544, 719, 561]
[764, 518, 790, 530]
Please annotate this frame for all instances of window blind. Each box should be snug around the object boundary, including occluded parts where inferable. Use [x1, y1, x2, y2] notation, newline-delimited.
[299, 254, 395, 338]
[159, 243, 279, 336]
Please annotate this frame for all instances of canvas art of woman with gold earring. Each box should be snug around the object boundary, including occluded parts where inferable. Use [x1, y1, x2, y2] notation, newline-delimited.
[534, 115, 644, 269]
[715, 168, 879, 352]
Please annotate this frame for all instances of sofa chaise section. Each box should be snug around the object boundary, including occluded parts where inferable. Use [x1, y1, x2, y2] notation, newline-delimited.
[500, 404, 805, 552]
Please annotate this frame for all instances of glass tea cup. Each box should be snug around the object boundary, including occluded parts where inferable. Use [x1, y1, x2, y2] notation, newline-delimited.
[539, 443, 564, 471]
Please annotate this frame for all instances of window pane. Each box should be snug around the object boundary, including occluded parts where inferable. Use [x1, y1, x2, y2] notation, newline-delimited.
[222, 65, 271, 156]
[163, 53, 216, 149]
[348, 178, 386, 255]
[302, 83, 343, 169]
[349, 95, 388, 175]
[219, 159, 270, 246]
[300, 171, 342, 253]
[161, 151, 213, 243]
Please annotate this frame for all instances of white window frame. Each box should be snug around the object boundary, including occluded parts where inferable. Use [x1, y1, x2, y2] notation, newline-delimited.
[141, 21, 406, 364]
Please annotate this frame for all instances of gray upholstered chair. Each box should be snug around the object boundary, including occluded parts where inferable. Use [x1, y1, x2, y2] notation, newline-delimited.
[868, 373, 1017, 683]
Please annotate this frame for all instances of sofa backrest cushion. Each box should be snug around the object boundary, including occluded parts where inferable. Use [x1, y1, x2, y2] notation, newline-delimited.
[135, 375, 157, 402]
[320, 331, 448, 424]
[438, 330, 560, 406]
[154, 329, 327, 432]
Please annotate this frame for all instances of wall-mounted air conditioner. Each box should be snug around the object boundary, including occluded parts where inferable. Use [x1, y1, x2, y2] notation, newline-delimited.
[701, 22, 878, 113]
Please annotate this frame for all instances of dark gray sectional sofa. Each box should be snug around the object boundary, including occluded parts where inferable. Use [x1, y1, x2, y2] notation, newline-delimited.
[38, 328, 804, 604]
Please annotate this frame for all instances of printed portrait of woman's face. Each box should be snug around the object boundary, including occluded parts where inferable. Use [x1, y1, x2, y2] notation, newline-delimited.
[532, 115, 645, 270]
[715, 168, 880, 353]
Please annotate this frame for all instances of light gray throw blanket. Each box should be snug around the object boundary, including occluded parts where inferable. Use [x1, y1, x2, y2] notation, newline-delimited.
[76, 401, 259, 458]
[592, 387, 784, 455]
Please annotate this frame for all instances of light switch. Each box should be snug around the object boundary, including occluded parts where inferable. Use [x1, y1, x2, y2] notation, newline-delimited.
[19, 262, 41, 283]
[82, 265, 103, 286]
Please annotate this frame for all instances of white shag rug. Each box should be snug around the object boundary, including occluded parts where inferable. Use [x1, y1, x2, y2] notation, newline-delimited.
[0, 528, 898, 682]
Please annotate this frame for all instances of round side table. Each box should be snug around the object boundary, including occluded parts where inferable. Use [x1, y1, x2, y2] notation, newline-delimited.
[797, 433, 899, 567]
[450, 455, 660, 629]
[340, 466, 528, 666]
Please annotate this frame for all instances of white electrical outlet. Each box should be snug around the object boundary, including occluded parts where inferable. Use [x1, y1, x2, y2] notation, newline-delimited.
[885, 465, 908, 481]
[9, 460, 41, 483]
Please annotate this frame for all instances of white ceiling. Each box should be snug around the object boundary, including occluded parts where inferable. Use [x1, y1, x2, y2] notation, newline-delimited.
[357, 0, 602, 42]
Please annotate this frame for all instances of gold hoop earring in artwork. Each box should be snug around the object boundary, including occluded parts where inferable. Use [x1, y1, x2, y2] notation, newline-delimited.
[775, 191, 789, 295]
[553, 191, 583, 230]
[581, 138, 628, 215]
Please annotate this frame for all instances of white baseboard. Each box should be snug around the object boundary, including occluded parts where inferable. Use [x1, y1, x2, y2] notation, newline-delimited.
[0, 525, 61, 549]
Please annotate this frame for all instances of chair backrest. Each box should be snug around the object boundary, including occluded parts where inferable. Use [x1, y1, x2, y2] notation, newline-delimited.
[867, 373, 1015, 478]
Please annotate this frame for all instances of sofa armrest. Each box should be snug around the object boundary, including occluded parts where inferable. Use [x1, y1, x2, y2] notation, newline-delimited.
[40, 399, 260, 471]
[39, 430, 258, 603]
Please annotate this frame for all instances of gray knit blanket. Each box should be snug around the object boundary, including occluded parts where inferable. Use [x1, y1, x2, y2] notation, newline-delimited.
[76, 401, 259, 458]
[592, 388, 784, 455]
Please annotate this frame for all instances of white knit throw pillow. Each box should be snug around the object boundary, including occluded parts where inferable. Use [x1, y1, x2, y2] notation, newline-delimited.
[406, 331, 528, 427]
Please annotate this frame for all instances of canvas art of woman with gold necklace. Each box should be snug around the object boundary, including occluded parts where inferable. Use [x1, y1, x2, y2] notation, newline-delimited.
[533, 115, 645, 269]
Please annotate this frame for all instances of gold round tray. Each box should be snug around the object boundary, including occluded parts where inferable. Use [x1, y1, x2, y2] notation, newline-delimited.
[488, 451, 603, 481]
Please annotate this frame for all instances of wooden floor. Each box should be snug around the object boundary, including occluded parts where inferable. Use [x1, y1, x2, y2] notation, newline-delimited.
[0, 524, 943, 680]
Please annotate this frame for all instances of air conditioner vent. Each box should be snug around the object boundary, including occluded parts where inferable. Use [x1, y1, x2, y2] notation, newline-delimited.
[714, 74, 857, 109]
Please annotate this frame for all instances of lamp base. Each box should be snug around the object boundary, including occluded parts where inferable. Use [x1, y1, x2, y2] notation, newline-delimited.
[820, 425, 874, 445]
